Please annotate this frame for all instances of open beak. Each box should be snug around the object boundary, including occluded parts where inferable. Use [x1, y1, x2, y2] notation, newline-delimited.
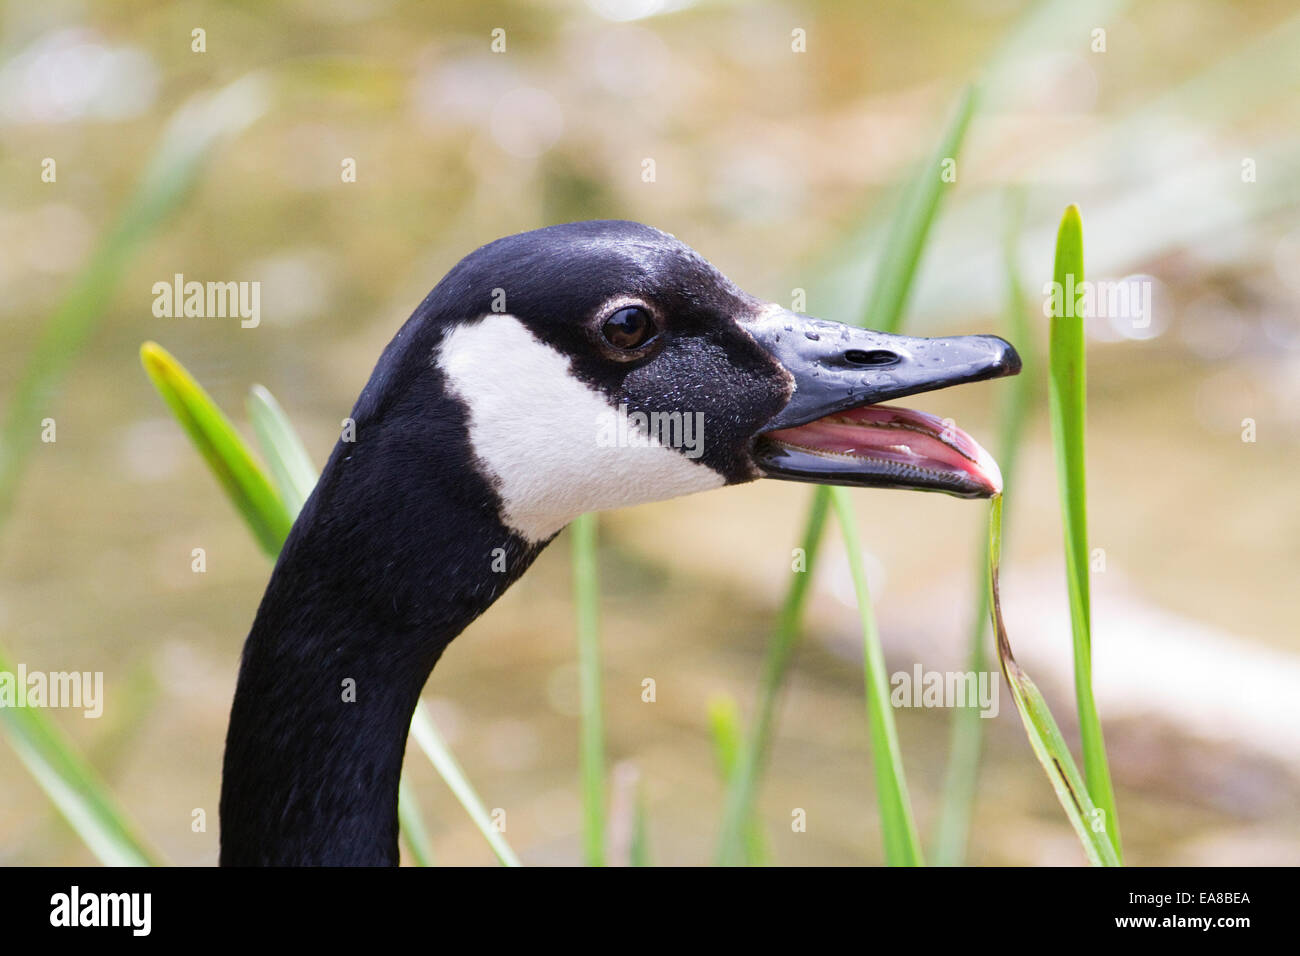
[748, 310, 1021, 499]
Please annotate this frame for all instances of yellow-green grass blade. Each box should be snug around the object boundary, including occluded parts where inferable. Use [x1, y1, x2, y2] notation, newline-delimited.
[1047, 205, 1122, 860]
[932, 191, 1036, 866]
[0, 650, 159, 866]
[569, 511, 606, 866]
[707, 695, 768, 866]
[410, 703, 521, 867]
[987, 497, 1120, 866]
[139, 343, 291, 557]
[247, 385, 318, 517]
[717, 84, 977, 867]
[397, 778, 436, 867]
[830, 489, 924, 866]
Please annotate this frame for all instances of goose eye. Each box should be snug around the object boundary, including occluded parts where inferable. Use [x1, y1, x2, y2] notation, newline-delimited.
[600, 307, 658, 351]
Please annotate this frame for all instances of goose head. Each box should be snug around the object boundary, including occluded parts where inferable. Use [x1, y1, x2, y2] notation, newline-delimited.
[220, 219, 1022, 866]
[401, 220, 1019, 543]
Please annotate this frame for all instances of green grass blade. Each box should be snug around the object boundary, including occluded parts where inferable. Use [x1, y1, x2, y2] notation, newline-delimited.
[608, 762, 653, 866]
[715, 490, 829, 866]
[1047, 205, 1122, 860]
[247, 385, 318, 516]
[932, 191, 1036, 866]
[830, 489, 924, 866]
[861, 85, 978, 331]
[410, 702, 521, 867]
[629, 782, 651, 867]
[987, 497, 1120, 866]
[0, 650, 159, 866]
[569, 511, 606, 866]
[139, 343, 291, 557]
[717, 85, 977, 866]
[707, 695, 768, 865]
[397, 777, 436, 867]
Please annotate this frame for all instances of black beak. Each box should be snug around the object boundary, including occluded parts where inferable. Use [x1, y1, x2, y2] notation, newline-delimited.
[747, 309, 1021, 498]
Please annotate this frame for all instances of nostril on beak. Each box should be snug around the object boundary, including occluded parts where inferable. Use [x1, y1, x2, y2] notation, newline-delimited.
[844, 349, 900, 368]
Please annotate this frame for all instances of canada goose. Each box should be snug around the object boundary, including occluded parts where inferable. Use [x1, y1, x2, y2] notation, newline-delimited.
[218, 220, 1020, 865]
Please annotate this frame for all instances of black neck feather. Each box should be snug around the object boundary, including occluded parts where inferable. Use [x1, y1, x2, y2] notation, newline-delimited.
[218, 346, 545, 866]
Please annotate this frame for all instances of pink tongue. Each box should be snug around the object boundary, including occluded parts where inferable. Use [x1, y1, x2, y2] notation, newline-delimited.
[766, 404, 1003, 493]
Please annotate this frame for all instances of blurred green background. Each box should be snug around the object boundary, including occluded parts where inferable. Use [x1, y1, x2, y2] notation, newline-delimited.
[2, 0, 1298, 865]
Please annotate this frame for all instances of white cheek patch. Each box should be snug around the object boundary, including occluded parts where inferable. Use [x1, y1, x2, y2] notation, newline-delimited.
[437, 315, 725, 543]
